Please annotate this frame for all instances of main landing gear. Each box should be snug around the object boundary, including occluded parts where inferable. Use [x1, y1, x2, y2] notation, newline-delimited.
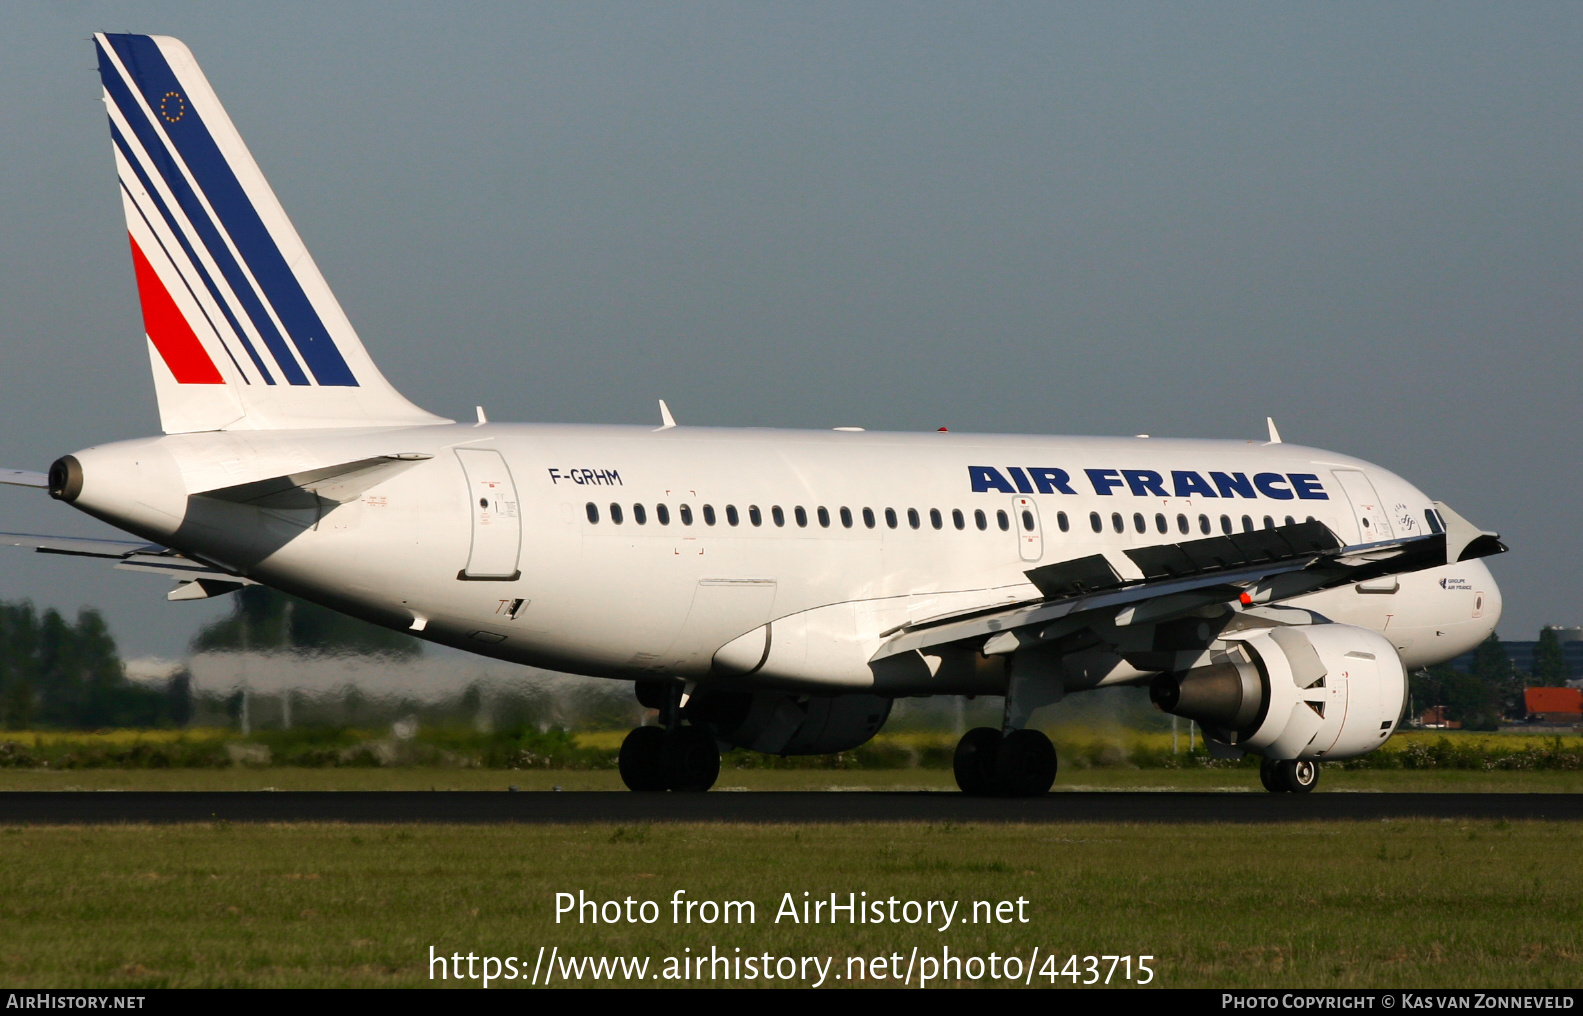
[953, 663, 1063, 797]
[1259, 757, 1319, 794]
[619, 683, 720, 792]
[953, 727, 1058, 797]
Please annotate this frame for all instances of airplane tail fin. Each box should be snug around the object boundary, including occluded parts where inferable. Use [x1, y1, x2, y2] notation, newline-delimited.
[93, 33, 449, 433]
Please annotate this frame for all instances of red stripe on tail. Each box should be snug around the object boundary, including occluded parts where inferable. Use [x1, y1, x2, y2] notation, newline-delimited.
[127, 235, 224, 384]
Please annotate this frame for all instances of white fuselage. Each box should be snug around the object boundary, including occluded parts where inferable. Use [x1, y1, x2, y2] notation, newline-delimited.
[63, 423, 1501, 695]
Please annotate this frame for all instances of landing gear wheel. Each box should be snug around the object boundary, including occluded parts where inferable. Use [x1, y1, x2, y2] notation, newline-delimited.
[996, 729, 1058, 797]
[661, 726, 720, 792]
[953, 727, 1002, 796]
[1279, 759, 1319, 794]
[1259, 757, 1287, 794]
[618, 726, 668, 792]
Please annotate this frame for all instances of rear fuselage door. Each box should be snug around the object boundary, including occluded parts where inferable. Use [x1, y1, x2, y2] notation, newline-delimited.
[1013, 496, 1044, 562]
[1331, 469, 1393, 544]
[456, 448, 521, 580]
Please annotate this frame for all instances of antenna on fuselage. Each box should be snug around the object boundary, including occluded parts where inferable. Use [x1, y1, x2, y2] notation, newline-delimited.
[657, 400, 678, 430]
[1265, 417, 1283, 444]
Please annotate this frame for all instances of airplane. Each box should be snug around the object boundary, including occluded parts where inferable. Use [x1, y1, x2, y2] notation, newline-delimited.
[0, 33, 1506, 796]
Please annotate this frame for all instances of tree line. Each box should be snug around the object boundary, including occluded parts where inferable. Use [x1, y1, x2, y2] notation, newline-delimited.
[1411, 628, 1573, 731]
[0, 587, 421, 729]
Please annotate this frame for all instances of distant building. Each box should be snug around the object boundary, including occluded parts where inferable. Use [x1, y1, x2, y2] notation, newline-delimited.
[1449, 626, 1583, 681]
[1523, 687, 1583, 725]
[1416, 704, 1461, 729]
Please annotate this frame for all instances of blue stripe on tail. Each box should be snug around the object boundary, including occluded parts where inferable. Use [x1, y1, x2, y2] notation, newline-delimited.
[99, 35, 358, 387]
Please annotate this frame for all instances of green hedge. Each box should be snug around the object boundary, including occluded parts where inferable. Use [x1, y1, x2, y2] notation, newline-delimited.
[2, 731, 1580, 771]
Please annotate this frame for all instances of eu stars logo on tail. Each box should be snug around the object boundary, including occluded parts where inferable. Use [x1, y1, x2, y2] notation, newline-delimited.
[95, 33, 448, 434]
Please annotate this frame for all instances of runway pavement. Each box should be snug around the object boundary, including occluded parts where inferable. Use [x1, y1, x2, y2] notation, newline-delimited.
[0, 790, 1579, 824]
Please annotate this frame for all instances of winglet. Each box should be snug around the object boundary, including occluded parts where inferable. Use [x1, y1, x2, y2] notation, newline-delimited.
[1266, 417, 1283, 444]
[657, 400, 678, 430]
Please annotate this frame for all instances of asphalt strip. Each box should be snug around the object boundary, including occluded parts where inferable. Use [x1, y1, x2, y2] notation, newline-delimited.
[0, 791, 1579, 824]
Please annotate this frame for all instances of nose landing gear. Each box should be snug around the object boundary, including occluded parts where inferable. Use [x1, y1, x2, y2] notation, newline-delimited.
[1259, 756, 1319, 793]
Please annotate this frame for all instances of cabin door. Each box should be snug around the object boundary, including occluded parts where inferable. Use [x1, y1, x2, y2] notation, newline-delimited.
[456, 448, 522, 580]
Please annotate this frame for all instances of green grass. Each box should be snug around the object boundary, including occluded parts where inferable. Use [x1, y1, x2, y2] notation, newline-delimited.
[0, 819, 1576, 987]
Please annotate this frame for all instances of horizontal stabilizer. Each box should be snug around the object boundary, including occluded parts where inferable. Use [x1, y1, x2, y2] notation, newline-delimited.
[0, 469, 48, 489]
[194, 453, 432, 509]
[0, 531, 253, 593]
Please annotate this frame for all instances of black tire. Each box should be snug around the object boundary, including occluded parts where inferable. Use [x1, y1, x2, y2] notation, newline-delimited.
[996, 728, 1058, 797]
[662, 726, 720, 793]
[953, 727, 1002, 796]
[1280, 759, 1319, 794]
[618, 726, 669, 792]
[1259, 757, 1288, 794]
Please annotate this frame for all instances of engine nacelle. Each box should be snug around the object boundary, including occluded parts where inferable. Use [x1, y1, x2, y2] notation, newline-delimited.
[1150, 623, 1406, 761]
[687, 690, 892, 755]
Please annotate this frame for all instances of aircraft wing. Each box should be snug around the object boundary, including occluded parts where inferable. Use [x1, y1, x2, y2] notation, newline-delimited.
[0, 531, 256, 600]
[872, 508, 1505, 662]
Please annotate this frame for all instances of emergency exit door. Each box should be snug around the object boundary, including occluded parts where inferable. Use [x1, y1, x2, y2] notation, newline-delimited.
[456, 448, 521, 580]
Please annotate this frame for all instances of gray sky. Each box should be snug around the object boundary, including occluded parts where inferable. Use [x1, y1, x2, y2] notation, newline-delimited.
[0, 2, 1578, 659]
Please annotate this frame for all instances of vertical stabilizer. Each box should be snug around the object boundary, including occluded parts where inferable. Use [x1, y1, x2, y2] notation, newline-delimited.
[94, 33, 450, 432]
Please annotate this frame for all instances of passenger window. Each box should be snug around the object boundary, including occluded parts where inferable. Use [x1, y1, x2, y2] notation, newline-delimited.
[1241, 515, 1253, 533]
[1219, 515, 1231, 534]
[1111, 512, 1124, 534]
[1057, 511, 1069, 533]
[818, 506, 831, 528]
[975, 510, 988, 531]
[930, 508, 943, 530]
[885, 508, 898, 529]
[840, 507, 853, 528]
[1176, 514, 1189, 535]
[772, 505, 785, 527]
[1090, 511, 1102, 533]
[656, 504, 670, 525]
[1263, 515, 1274, 529]
[952, 509, 966, 530]
[610, 503, 624, 525]
[1021, 510, 1035, 532]
[680, 504, 693, 526]
[863, 508, 876, 529]
[702, 504, 716, 526]
[1133, 512, 1146, 534]
[1284, 515, 1295, 527]
[585, 502, 599, 524]
[633, 503, 647, 525]
[726, 505, 740, 526]
[795, 506, 808, 528]
[745, 505, 759, 526]
[997, 510, 1011, 532]
[1199, 514, 1211, 535]
[908, 508, 921, 530]
[1155, 513, 1168, 534]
